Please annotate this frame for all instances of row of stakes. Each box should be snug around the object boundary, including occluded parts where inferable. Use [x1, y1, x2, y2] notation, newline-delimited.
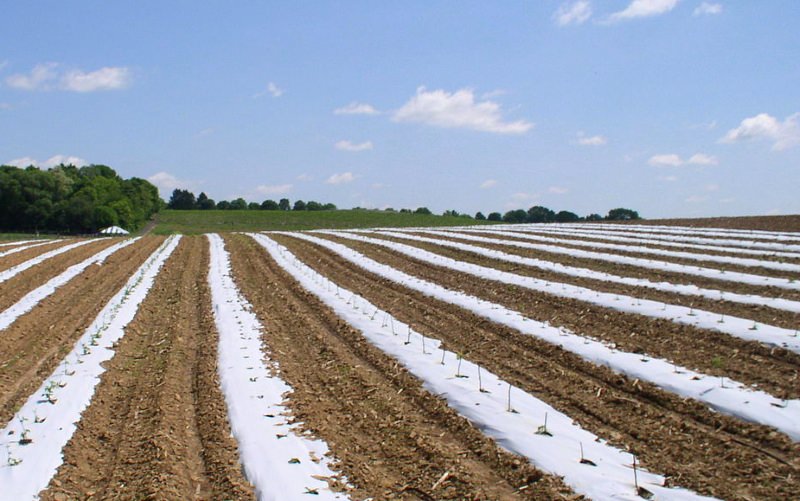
[286, 248, 662, 498]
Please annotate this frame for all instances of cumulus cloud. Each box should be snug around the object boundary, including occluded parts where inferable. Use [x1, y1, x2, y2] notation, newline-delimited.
[553, 1, 592, 26]
[548, 186, 569, 194]
[687, 153, 718, 165]
[480, 179, 498, 189]
[6, 154, 86, 168]
[256, 183, 292, 195]
[147, 171, 198, 197]
[693, 2, 722, 16]
[649, 152, 718, 166]
[326, 172, 355, 185]
[6, 63, 130, 92]
[334, 102, 379, 115]
[335, 140, 373, 152]
[296, 173, 313, 181]
[5, 63, 58, 90]
[61, 67, 130, 92]
[254, 82, 283, 98]
[393, 86, 533, 135]
[577, 132, 607, 146]
[608, 0, 679, 22]
[648, 153, 684, 167]
[720, 112, 800, 151]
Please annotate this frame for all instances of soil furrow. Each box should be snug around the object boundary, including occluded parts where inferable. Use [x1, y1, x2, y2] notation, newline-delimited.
[0, 239, 119, 312]
[333, 234, 800, 398]
[0, 237, 165, 425]
[502, 230, 800, 264]
[382, 233, 800, 330]
[275, 234, 800, 500]
[42, 236, 253, 500]
[226, 233, 576, 500]
[0, 240, 73, 272]
[408, 232, 800, 300]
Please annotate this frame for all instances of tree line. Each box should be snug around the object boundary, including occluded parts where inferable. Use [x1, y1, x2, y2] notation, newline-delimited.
[0, 164, 161, 233]
[167, 189, 337, 211]
[481, 206, 640, 223]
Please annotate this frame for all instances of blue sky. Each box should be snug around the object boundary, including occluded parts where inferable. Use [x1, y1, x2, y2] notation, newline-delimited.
[2, 1, 798, 218]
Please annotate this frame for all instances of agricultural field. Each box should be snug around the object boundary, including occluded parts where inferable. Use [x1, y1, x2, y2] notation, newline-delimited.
[0, 220, 798, 500]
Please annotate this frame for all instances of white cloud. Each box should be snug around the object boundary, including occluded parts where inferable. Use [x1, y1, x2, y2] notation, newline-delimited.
[334, 102, 379, 115]
[648, 153, 684, 167]
[0, 102, 10, 110]
[720, 112, 800, 151]
[554, 1, 592, 26]
[5, 63, 58, 90]
[255, 82, 283, 98]
[693, 2, 722, 16]
[0, 60, 8, 72]
[6, 157, 38, 167]
[335, 140, 373, 152]
[61, 67, 130, 92]
[608, 0, 679, 22]
[480, 179, 498, 189]
[548, 186, 569, 194]
[577, 132, 607, 146]
[689, 119, 717, 130]
[371, 182, 388, 189]
[393, 86, 533, 135]
[658, 175, 678, 182]
[326, 172, 355, 185]
[296, 173, 313, 181]
[6, 63, 131, 92]
[147, 171, 198, 197]
[649, 152, 717, 167]
[43, 155, 86, 167]
[6, 154, 86, 168]
[685, 195, 708, 203]
[687, 153, 718, 165]
[705, 183, 719, 192]
[256, 183, 293, 195]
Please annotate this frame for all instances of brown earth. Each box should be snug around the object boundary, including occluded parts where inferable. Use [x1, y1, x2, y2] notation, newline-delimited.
[0, 237, 165, 426]
[0, 239, 75, 272]
[314, 234, 800, 399]
[489, 228, 800, 264]
[617, 215, 800, 233]
[411, 230, 800, 288]
[273, 233, 800, 500]
[384, 232, 800, 331]
[225, 233, 577, 500]
[42, 236, 253, 500]
[0, 239, 120, 313]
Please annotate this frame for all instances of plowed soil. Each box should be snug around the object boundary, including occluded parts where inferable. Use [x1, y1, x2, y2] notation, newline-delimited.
[0, 240, 73, 272]
[225, 234, 576, 500]
[321, 234, 800, 400]
[0, 237, 165, 426]
[619, 215, 800, 233]
[274, 233, 800, 500]
[387, 233, 800, 330]
[497, 229, 800, 264]
[41, 236, 253, 500]
[0, 239, 119, 313]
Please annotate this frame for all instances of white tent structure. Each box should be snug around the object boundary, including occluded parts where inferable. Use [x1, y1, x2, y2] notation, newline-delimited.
[99, 226, 130, 235]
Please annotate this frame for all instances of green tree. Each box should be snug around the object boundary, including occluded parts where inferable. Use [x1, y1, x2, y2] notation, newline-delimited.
[475, 212, 486, 220]
[606, 208, 640, 221]
[293, 200, 306, 211]
[278, 198, 291, 211]
[168, 189, 196, 210]
[414, 207, 432, 215]
[554, 210, 580, 223]
[230, 198, 248, 210]
[197, 192, 216, 210]
[261, 199, 279, 210]
[487, 212, 502, 221]
[526, 205, 555, 223]
[503, 209, 528, 223]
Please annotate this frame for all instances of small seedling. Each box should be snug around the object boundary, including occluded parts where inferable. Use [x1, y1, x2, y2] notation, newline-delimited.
[506, 384, 517, 413]
[18, 417, 32, 445]
[6, 445, 21, 466]
[478, 365, 489, 393]
[370, 308, 379, 321]
[455, 354, 468, 378]
[405, 325, 412, 345]
[440, 347, 446, 365]
[749, 321, 758, 331]
[304, 487, 319, 495]
[632, 454, 653, 499]
[288, 457, 301, 464]
[579, 442, 596, 466]
[535, 412, 552, 436]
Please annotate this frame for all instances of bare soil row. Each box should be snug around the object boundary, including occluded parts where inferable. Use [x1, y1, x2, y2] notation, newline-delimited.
[615, 215, 800, 233]
[317, 234, 800, 401]
[0, 237, 165, 426]
[386, 233, 800, 330]
[497, 229, 800, 264]
[411, 231, 800, 291]
[274, 233, 800, 500]
[0, 240, 73, 272]
[42, 236, 252, 500]
[0, 239, 119, 313]
[225, 234, 576, 500]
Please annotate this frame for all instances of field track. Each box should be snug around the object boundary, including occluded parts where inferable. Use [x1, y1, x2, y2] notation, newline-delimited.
[0, 221, 798, 500]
